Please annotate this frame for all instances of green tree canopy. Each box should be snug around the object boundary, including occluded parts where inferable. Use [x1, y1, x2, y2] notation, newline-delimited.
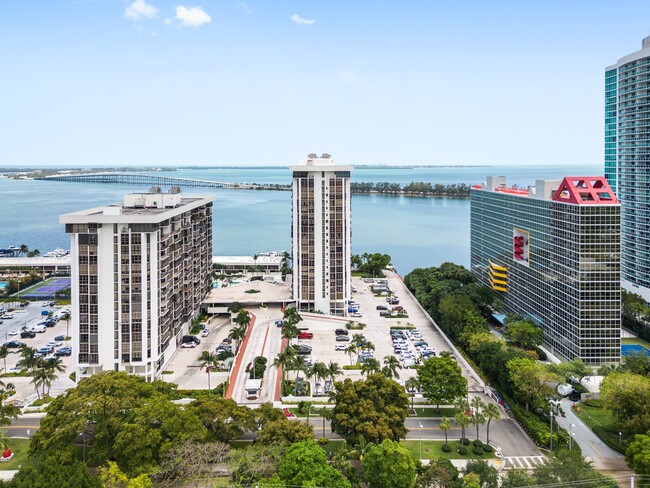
[278, 439, 351, 488]
[417, 356, 468, 411]
[255, 418, 314, 446]
[533, 450, 617, 487]
[8, 459, 100, 488]
[626, 433, 650, 477]
[362, 438, 416, 488]
[464, 460, 499, 488]
[416, 458, 459, 488]
[330, 373, 410, 445]
[601, 372, 650, 435]
[506, 357, 556, 411]
[189, 397, 256, 442]
[503, 321, 543, 349]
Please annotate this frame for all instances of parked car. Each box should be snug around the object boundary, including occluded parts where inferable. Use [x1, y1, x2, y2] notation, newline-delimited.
[3, 341, 24, 349]
[315, 382, 323, 395]
[46, 341, 63, 348]
[181, 335, 201, 345]
[29, 325, 46, 333]
[351, 286, 358, 293]
[1, 313, 14, 320]
[379, 311, 390, 317]
[298, 332, 313, 339]
[336, 335, 350, 342]
[7, 330, 18, 336]
[181, 342, 197, 348]
[20, 331, 36, 339]
[54, 348, 72, 357]
[334, 344, 347, 351]
[275, 320, 283, 327]
[54, 335, 67, 341]
[37, 346, 54, 354]
[335, 329, 348, 336]
[297, 345, 312, 355]
[201, 329, 210, 337]
[376, 304, 388, 310]
[350, 312, 363, 318]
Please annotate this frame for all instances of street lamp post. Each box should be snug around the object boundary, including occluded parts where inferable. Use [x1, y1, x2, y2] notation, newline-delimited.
[619, 432, 623, 446]
[569, 423, 575, 450]
[418, 422, 423, 460]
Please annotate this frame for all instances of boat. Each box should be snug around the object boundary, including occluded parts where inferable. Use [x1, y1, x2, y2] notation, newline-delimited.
[43, 248, 70, 258]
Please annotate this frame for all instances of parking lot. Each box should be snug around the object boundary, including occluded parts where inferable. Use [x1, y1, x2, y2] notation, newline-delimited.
[281, 270, 482, 397]
[0, 300, 76, 406]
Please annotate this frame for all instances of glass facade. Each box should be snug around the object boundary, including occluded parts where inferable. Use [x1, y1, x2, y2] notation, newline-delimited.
[471, 187, 621, 365]
[607, 38, 650, 291]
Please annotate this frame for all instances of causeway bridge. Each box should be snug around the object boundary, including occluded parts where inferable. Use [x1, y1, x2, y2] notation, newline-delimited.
[36, 173, 237, 189]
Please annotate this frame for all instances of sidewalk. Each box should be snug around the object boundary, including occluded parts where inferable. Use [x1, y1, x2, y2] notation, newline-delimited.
[557, 398, 629, 471]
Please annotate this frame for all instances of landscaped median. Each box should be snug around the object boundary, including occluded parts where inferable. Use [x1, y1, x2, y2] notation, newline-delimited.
[572, 399, 630, 454]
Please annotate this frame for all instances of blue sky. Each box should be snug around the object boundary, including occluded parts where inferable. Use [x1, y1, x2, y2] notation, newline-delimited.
[1, 1, 649, 167]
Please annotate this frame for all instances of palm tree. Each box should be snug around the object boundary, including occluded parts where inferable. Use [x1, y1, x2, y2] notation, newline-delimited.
[360, 358, 380, 376]
[283, 307, 303, 326]
[198, 352, 219, 390]
[32, 367, 57, 398]
[351, 333, 365, 346]
[0, 346, 9, 374]
[310, 361, 328, 386]
[484, 403, 501, 445]
[454, 411, 471, 445]
[382, 355, 402, 379]
[19, 245, 28, 257]
[405, 377, 420, 412]
[235, 309, 251, 330]
[303, 401, 314, 426]
[281, 323, 299, 345]
[292, 354, 308, 381]
[345, 344, 357, 365]
[439, 416, 452, 449]
[470, 397, 486, 441]
[18, 347, 39, 373]
[42, 357, 65, 376]
[326, 361, 343, 384]
[273, 347, 297, 395]
[228, 326, 246, 354]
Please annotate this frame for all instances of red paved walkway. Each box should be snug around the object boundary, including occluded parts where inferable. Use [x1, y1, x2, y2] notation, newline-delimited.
[224, 312, 256, 400]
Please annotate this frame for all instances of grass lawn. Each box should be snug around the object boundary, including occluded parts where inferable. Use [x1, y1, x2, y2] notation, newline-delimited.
[0, 438, 32, 471]
[401, 440, 496, 460]
[409, 407, 456, 418]
[574, 403, 630, 454]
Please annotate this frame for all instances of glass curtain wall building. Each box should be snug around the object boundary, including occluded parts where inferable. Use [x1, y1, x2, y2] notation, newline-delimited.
[606, 36, 650, 299]
[471, 176, 621, 365]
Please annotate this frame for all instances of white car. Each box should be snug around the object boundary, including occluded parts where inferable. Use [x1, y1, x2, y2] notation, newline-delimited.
[351, 312, 363, 318]
[1, 313, 13, 320]
[7, 331, 18, 337]
[334, 344, 347, 351]
[201, 329, 210, 337]
[181, 342, 197, 348]
[46, 341, 63, 348]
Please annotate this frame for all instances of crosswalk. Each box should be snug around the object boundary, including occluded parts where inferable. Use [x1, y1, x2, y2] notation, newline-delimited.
[503, 456, 546, 469]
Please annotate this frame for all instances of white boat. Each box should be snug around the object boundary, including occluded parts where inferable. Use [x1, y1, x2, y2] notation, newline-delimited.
[44, 248, 69, 258]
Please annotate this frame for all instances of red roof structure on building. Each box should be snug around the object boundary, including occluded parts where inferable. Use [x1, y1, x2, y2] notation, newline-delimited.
[552, 177, 619, 205]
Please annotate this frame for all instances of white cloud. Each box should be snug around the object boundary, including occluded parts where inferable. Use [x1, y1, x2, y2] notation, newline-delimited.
[237, 1, 252, 14]
[336, 70, 362, 85]
[174, 6, 212, 27]
[291, 14, 315, 25]
[124, 0, 158, 20]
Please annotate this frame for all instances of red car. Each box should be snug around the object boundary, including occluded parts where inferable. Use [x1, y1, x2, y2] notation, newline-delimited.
[298, 331, 313, 339]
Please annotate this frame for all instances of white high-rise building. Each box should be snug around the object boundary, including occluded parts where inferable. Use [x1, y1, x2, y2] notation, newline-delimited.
[291, 154, 352, 315]
[60, 188, 214, 381]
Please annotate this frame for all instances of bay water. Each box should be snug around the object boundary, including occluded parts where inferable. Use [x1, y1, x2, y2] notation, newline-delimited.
[0, 164, 599, 275]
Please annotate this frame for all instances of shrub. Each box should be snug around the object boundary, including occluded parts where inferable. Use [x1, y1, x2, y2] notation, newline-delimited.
[472, 447, 483, 456]
[461, 438, 470, 446]
[533, 346, 547, 361]
[583, 398, 604, 408]
[483, 444, 493, 453]
[442, 444, 452, 453]
[318, 437, 329, 445]
[473, 440, 483, 448]
[457, 446, 467, 455]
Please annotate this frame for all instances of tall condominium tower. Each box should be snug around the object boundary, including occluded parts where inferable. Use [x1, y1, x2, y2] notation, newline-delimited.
[471, 176, 621, 365]
[606, 36, 650, 299]
[291, 153, 352, 316]
[60, 188, 214, 381]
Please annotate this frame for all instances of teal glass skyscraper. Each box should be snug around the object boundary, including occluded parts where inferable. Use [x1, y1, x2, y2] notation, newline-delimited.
[606, 36, 650, 299]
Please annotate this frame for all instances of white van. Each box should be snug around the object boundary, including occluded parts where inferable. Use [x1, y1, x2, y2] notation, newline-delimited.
[29, 325, 46, 333]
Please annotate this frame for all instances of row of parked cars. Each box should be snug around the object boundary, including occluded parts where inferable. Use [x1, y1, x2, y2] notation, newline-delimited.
[390, 328, 434, 367]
